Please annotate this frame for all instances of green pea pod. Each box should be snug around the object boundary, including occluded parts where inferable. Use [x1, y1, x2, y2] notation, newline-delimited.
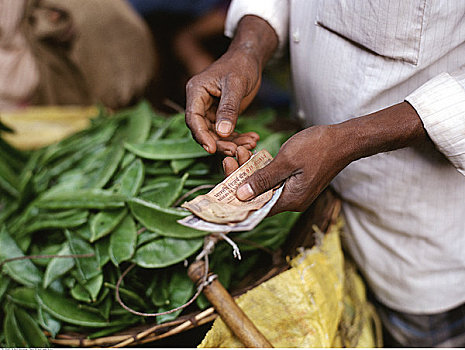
[87, 324, 128, 339]
[125, 100, 152, 143]
[0, 275, 11, 302]
[98, 293, 112, 320]
[0, 226, 42, 287]
[165, 113, 190, 139]
[4, 304, 28, 347]
[144, 161, 174, 176]
[19, 210, 89, 238]
[65, 230, 100, 281]
[84, 273, 104, 302]
[148, 115, 174, 141]
[156, 268, 195, 324]
[133, 236, 203, 268]
[7, 287, 37, 309]
[71, 283, 92, 303]
[38, 306, 61, 338]
[95, 236, 111, 267]
[150, 272, 169, 307]
[36, 288, 111, 327]
[137, 231, 160, 246]
[140, 173, 188, 207]
[35, 189, 126, 209]
[5, 304, 50, 347]
[43, 243, 75, 288]
[128, 198, 207, 238]
[124, 138, 208, 160]
[109, 215, 137, 266]
[85, 142, 125, 189]
[30, 243, 62, 266]
[104, 282, 148, 309]
[90, 208, 127, 242]
[170, 158, 194, 174]
[39, 118, 118, 166]
[114, 158, 145, 196]
[0, 156, 19, 197]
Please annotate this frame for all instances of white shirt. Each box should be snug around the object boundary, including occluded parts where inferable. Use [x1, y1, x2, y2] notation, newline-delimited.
[225, 0, 465, 314]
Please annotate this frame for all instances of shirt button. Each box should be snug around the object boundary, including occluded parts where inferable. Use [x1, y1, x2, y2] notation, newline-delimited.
[292, 30, 300, 43]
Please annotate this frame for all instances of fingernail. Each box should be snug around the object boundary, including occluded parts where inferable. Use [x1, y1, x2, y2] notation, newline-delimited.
[203, 145, 210, 153]
[237, 183, 254, 200]
[217, 121, 232, 135]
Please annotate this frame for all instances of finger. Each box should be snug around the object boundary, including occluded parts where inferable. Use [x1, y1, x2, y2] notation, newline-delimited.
[185, 83, 217, 153]
[215, 76, 248, 137]
[236, 158, 289, 201]
[216, 140, 237, 156]
[230, 135, 257, 150]
[236, 146, 251, 166]
[223, 157, 239, 177]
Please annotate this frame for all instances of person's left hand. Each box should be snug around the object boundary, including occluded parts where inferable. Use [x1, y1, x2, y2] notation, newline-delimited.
[226, 125, 351, 216]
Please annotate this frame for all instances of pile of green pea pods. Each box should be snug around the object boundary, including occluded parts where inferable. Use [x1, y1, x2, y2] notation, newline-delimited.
[0, 101, 298, 347]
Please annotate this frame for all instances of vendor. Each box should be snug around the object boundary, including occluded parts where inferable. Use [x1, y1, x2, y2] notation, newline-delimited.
[0, 0, 156, 110]
[185, 1, 465, 347]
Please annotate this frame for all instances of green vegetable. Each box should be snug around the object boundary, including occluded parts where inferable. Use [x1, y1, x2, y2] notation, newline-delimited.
[129, 198, 208, 238]
[109, 215, 137, 265]
[125, 138, 208, 160]
[133, 237, 203, 268]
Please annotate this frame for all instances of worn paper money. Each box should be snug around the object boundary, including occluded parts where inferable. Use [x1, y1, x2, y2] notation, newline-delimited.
[178, 185, 283, 232]
[181, 149, 275, 224]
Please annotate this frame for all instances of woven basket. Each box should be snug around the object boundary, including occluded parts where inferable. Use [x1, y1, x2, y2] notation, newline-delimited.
[47, 188, 342, 347]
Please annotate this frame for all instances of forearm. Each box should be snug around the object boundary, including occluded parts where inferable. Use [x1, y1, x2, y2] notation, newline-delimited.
[331, 102, 427, 165]
[228, 15, 279, 70]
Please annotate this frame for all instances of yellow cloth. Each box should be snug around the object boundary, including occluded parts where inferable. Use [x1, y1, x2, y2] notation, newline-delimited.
[0, 105, 97, 150]
[199, 222, 380, 348]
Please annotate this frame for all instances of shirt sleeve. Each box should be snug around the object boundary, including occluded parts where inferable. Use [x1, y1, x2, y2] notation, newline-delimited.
[224, 0, 289, 57]
[405, 71, 465, 176]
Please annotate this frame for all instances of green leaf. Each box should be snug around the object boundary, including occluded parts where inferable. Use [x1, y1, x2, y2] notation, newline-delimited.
[13, 306, 49, 347]
[114, 158, 145, 196]
[129, 198, 207, 238]
[133, 237, 203, 268]
[84, 142, 125, 189]
[156, 267, 195, 324]
[35, 189, 126, 209]
[65, 230, 100, 281]
[0, 226, 42, 286]
[125, 100, 152, 143]
[38, 306, 61, 338]
[109, 215, 137, 265]
[90, 208, 127, 242]
[7, 287, 38, 309]
[43, 243, 75, 288]
[125, 138, 209, 160]
[140, 173, 188, 207]
[36, 288, 110, 327]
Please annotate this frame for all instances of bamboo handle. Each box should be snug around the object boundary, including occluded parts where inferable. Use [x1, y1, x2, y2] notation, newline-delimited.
[188, 260, 273, 348]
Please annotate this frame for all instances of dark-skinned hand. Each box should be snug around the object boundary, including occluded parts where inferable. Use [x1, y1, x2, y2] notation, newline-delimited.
[185, 16, 278, 156]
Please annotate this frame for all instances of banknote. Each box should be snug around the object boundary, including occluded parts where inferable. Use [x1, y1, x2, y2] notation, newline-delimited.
[177, 185, 283, 232]
[181, 149, 275, 224]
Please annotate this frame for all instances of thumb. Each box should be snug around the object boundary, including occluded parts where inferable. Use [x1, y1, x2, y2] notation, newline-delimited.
[236, 159, 288, 201]
[215, 76, 248, 137]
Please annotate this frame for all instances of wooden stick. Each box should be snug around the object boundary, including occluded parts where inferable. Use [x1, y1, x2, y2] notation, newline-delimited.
[188, 260, 273, 348]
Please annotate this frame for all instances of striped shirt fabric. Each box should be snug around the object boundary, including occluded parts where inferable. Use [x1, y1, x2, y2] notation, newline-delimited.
[0, 0, 39, 110]
[225, 0, 465, 314]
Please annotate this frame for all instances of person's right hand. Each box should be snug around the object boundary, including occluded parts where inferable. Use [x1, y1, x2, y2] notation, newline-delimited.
[185, 15, 279, 156]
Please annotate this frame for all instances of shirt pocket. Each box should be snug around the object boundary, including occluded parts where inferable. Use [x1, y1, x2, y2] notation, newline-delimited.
[315, 0, 426, 65]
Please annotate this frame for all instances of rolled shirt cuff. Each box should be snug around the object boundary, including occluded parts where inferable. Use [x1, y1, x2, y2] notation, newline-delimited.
[224, 0, 289, 58]
[405, 72, 465, 176]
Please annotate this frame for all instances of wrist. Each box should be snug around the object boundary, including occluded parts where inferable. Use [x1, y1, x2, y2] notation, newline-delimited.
[229, 15, 278, 69]
[330, 102, 427, 163]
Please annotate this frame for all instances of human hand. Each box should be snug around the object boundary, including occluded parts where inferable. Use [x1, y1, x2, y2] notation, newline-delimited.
[185, 15, 278, 156]
[233, 126, 350, 216]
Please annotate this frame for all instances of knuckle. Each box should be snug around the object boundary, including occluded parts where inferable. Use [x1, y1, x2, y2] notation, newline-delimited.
[251, 169, 274, 192]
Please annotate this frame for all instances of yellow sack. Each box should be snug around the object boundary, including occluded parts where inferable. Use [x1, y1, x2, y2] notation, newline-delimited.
[0, 106, 98, 150]
[199, 222, 381, 348]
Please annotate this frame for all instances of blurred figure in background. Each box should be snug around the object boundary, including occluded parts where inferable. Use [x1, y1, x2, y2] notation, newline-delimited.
[0, 0, 156, 110]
